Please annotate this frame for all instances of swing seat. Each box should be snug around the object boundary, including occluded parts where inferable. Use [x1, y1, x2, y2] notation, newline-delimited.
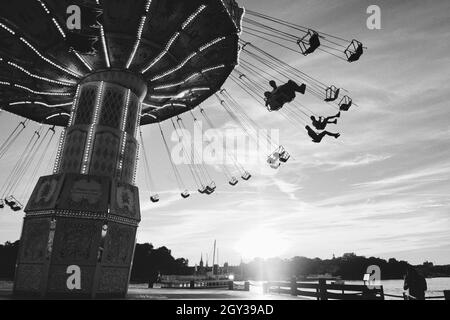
[325, 86, 340, 102]
[181, 191, 190, 199]
[297, 30, 321, 56]
[6, 196, 22, 211]
[205, 186, 216, 195]
[0, 199, 4, 209]
[270, 162, 281, 169]
[279, 151, 291, 163]
[267, 155, 281, 169]
[241, 172, 252, 181]
[12, 205, 22, 212]
[339, 96, 353, 111]
[198, 187, 207, 194]
[205, 182, 216, 194]
[229, 177, 239, 186]
[267, 155, 279, 163]
[150, 194, 160, 203]
[345, 40, 364, 62]
[268, 146, 287, 160]
[5, 196, 17, 207]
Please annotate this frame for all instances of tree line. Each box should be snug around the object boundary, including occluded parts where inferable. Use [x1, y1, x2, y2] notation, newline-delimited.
[1, 241, 449, 281]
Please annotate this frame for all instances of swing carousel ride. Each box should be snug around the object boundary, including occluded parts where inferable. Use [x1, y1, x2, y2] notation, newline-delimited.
[0, 0, 364, 297]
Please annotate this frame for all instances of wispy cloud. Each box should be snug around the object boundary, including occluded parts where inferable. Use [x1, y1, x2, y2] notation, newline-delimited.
[1, 0, 450, 266]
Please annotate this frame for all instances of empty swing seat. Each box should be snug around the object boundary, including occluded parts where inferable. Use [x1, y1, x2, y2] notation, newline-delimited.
[5, 196, 18, 207]
[268, 145, 291, 167]
[279, 151, 291, 163]
[297, 30, 321, 56]
[345, 40, 364, 62]
[325, 86, 341, 102]
[0, 199, 4, 209]
[5, 196, 22, 211]
[150, 194, 160, 203]
[229, 177, 239, 186]
[269, 161, 281, 170]
[276, 146, 290, 163]
[205, 182, 216, 194]
[12, 204, 23, 212]
[339, 96, 353, 111]
[198, 186, 207, 194]
[241, 172, 252, 181]
[181, 191, 190, 199]
[267, 154, 281, 169]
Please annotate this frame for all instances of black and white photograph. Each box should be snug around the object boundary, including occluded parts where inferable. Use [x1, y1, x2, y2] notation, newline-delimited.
[0, 0, 449, 310]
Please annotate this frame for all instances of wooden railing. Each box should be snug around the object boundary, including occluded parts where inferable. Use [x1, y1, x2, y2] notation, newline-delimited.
[385, 292, 449, 300]
[263, 279, 384, 300]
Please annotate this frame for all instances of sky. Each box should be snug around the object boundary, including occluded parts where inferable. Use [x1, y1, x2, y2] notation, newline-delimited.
[0, 0, 450, 267]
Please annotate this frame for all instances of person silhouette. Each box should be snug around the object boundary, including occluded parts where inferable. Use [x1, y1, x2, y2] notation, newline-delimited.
[404, 266, 427, 300]
[305, 125, 340, 143]
[265, 80, 306, 111]
[311, 112, 341, 130]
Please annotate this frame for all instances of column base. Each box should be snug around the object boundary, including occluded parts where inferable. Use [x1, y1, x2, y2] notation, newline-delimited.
[13, 173, 141, 298]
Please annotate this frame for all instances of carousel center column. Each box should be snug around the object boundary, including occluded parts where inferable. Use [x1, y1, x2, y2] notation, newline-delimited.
[14, 70, 147, 298]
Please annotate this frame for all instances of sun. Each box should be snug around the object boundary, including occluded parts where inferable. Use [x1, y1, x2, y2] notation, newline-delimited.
[235, 228, 289, 260]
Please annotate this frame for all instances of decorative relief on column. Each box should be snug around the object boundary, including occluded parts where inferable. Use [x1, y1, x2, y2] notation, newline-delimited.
[74, 85, 98, 125]
[51, 219, 102, 264]
[120, 138, 138, 183]
[103, 223, 135, 266]
[53, 129, 66, 174]
[125, 96, 139, 135]
[98, 268, 129, 294]
[110, 181, 140, 220]
[14, 264, 43, 293]
[98, 85, 126, 130]
[57, 174, 110, 213]
[25, 174, 64, 212]
[60, 128, 88, 173]
[89, 130, 121, 177]
[19, 219, 50, 263]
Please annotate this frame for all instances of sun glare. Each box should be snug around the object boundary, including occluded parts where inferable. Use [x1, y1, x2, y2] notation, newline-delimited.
[235, 228, 289, 260]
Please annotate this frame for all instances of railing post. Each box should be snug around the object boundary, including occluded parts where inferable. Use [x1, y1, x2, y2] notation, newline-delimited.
[290, 277, 297, 296]
[228, 280, 234, 291]
[444, 290, 450, 300]
[244, 281, 250, 292]
[318, 279, 327, 300]
[190, 280, 195, 289]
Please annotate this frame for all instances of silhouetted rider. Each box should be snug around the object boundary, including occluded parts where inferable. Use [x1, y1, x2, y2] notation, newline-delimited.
[305, 125, 340, 143]
[265, 80, 306, 111]
[311, 112, 341, 130]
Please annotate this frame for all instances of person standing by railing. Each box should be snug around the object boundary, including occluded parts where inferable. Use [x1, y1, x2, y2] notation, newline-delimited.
[403, 266, 427, 300]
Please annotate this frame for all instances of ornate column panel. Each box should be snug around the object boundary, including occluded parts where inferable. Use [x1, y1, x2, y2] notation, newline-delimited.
[14, 71, 147, 298]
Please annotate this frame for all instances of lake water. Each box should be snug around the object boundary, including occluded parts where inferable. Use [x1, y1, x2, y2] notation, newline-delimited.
[247, 277, 450, 300]
[345, 277, 450, 300]
[1, 278, 449, 300]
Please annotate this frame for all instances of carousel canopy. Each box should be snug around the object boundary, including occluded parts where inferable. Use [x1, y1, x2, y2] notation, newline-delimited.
[0, 0, 244, 126]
